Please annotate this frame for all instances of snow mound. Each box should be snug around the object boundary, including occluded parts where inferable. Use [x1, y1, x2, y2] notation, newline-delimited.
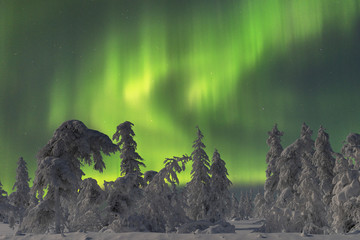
[176, 220, 235, 234]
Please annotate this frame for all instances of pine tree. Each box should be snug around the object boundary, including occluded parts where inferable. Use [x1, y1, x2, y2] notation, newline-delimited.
[313, 126, 335, 207]
[113, 121, 145, 186]
[22, 120, 118, 234]
[342, 133, 360, 170]
[208, 149, 232, 222]
[186, 127, 211, 221]
[12, 157, 31, 226]
[264, 124, 283, 205]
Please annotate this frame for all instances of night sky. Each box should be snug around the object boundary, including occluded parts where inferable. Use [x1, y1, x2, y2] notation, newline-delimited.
[1, 0, 360, 193]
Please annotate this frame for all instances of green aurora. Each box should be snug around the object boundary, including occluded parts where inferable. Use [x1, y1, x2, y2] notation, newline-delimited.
[1, 0, 360, 193]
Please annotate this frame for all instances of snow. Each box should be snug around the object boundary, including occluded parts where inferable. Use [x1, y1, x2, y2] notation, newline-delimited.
[1, 219, 360, 240]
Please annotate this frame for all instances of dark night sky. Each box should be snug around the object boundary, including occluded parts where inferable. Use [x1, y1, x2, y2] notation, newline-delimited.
[1, 0, 360, 192]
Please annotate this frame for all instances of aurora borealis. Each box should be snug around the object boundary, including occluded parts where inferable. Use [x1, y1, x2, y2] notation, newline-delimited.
[1, 0, 360, 193]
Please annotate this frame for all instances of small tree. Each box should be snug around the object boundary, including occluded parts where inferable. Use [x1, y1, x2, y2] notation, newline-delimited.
[12, 157, 31, 226]
[139, 155, 190, 232]
[208, 149, 232, 221]
[186, 127, 211, 221]
[0, 181, 10, 221]
[113, 121, 145, 186]
[69, 178, 105, 232]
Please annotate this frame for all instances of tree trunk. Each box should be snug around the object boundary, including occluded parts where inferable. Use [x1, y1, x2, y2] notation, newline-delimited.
[54, 187, 61, 234]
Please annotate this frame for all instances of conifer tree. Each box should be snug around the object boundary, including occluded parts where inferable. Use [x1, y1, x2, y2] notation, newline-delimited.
[186, 127, 211, 221]
[113, 121, 145, 186]
[264, 124, 283, 205]
[0, 181, 9, 221]
[277, 123, 314, 204]
[208, 149, 232, 221]
[22, 120, 118, 234]
[296, 151, 326, 234]
[12, 157, 31, 226]
[342, 133, 360, 170]
[313, 126, 335, 207]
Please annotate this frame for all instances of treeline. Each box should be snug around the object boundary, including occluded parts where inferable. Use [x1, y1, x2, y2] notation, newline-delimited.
[255, 123, 360, 234]
[0, 120, 242, 234]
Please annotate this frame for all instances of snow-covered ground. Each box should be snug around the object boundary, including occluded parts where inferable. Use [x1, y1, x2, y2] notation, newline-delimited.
[1, 219, 359, 240]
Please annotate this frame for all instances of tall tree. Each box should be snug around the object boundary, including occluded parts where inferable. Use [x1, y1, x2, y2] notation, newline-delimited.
[113, 121, 145, 186]
[186, 127, 211, 220]
[314, 126, 335, 207]
[12, 157, 31, 226]
[22, 120, 118, 234]
[264, 124, 283, 205]
[208, 149, 232, 222]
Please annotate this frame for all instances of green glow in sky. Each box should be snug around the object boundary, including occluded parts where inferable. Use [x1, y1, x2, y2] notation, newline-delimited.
[1, 0, 360, 192]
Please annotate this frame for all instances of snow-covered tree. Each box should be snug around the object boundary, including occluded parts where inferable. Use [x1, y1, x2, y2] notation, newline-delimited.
[296, 151, 327, 234]
[314, 126, 335, 207]
[12, 157, 31, 226]
[264, 124, 283, 206]
[229, 193, 239, 219]
[186, 127, 211, 221]
[277, 123, 314, 206]
[68, 178, 106, 232]
[342, 133, 360, 170]
[137, 155, 190, 232]
[266, 123, 315, 233]
[0, 181, 10, 221]
[113, 121, 145, 186]
[253, 192, 266, 219]
[106, 173, 143, 228]
[208, 149, 232, 222]
[22, 120, 118, 234]
[331, 153, 360, 233]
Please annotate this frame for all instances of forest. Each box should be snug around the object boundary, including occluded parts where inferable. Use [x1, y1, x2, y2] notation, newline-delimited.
[1, 120, 360, 236]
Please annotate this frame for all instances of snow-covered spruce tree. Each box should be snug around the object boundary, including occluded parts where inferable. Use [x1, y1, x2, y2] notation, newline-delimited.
[342, 133, 360, 170]
[229, 193, 239, 219]
[264, 124, 283, 208]
[276, 123, 314, 208]
[266, 123, 315, 232]
[253, 192, 266, 219]
[134, 155, 191, 232]
[313, 126, 335, 207]
[12, 157, 31, 227]
[68, 178, 106, 232]
[296, 151, 327, 234]
[106, 173, 143, 228]
[208, 149, 232, 222]
[0, 180, 10, 221]
[331, 153, 360, 233]
[21, 120, 118, 234]
[185, 127, 211, 221]
[113, 121, 145, 187]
